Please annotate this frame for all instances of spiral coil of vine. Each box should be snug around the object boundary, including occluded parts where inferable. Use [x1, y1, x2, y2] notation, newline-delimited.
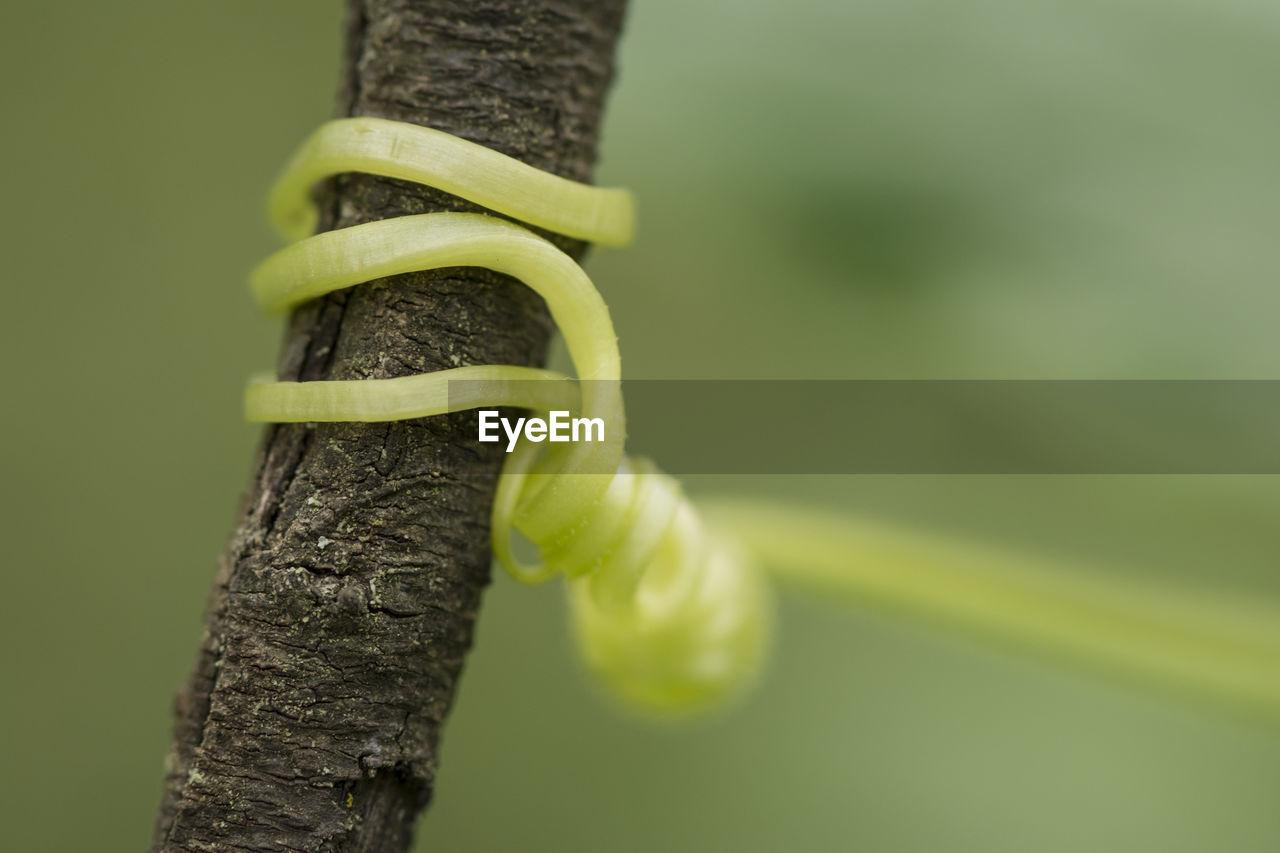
[245, 117, 769, 714]
[242, 118, 1280, 724]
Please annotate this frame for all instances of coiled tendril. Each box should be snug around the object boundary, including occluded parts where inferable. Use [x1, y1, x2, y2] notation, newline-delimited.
[245, 117, 769, 713]
[244, 117, 1280, 723]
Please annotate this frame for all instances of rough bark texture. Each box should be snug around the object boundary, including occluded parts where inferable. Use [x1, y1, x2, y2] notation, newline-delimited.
[151, 1, 627, 850]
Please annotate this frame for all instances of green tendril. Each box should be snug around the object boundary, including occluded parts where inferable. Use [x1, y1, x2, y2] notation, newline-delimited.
[246, 117, 1280, 721]
[267, 117, 634, 247]
[248, 118, 767, 714]
[704, 499, 1280, 719]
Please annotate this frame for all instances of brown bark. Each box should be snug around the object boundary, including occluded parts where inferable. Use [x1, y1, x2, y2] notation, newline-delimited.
[151, 1, 628, 849]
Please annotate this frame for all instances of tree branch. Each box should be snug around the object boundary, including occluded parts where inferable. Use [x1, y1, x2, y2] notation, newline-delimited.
[151, 1, 628, 849]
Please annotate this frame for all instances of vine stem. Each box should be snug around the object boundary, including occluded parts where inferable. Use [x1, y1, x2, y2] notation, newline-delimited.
[703, 499, 1280, 721]
[150, 2, 628, 850]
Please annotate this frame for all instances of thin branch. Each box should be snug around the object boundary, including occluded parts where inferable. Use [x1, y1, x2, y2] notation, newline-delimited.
[151, 2, 628, 849]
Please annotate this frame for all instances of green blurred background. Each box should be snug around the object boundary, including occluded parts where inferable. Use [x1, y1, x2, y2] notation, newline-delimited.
[3, 0, 1280, 850]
